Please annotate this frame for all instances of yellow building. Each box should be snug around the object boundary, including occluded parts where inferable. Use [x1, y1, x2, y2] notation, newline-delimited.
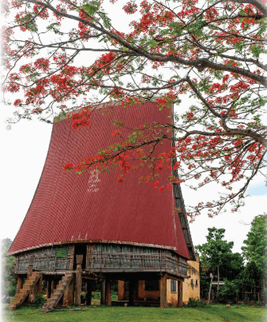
[166, 254, 200, 305]
[182, 254, 200, 304]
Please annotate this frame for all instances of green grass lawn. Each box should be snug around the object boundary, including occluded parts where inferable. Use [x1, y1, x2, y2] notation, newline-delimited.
[2, 304, 266, 322]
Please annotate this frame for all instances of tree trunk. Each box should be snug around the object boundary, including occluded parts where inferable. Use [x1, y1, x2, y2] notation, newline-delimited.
[217, 264, 220, 298]
[208, 273, 213, 304]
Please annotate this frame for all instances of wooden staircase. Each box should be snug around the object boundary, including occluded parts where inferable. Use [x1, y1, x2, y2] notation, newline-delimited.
[9, 272, 42, 310]
[41, 272, 73, 312]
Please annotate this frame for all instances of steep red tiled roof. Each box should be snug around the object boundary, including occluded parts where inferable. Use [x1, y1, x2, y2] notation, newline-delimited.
[9, 102, 191, 259]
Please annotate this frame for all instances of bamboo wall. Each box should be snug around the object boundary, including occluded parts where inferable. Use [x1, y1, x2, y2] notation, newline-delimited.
[14, 243, 188, 278]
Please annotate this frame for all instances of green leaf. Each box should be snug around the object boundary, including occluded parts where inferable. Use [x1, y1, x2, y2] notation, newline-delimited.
[250, 45, 262, 58]
[159, 29, 170, 36]
[147, 40, 158, 48]
[169, 22, 180, 29]
[81, 3, 99, 15]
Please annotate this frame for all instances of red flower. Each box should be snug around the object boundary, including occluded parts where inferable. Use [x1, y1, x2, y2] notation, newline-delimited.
[153, 180, 159, 189]
[111, 129, 122, 137]
[118, 174, 124, 184]
[63, 162, 74, 171]
[156, 163, 164, 171]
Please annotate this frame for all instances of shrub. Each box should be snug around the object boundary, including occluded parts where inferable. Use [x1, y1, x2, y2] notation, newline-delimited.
[32, 294, 46, 308]
[185, 298, 206, 308]
[219, 279, 239, 303]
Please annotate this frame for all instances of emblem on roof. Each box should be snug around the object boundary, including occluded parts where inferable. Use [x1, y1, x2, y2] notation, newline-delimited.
[87, 169, 101, 193]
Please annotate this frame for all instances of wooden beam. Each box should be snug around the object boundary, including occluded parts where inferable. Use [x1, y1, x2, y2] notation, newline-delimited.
[101, 278, 106, 305]
[105, 279, 112, 306]
[75, 255, 83, 306]
[118, 280, 125, 300]
[160, 274, 167, 308]
[178, 280, 183, 307]
[129, 277, 137, 306]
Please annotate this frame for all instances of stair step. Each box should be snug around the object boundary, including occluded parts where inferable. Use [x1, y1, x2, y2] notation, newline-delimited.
[8, 273, 42, 310]
[41, 274, 72, 312]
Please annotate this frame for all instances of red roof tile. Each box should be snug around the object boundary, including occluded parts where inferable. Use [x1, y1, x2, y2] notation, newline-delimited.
[9, 102, 191, 259]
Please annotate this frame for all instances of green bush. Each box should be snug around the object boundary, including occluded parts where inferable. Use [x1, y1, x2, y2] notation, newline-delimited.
[32, 294, 46, 308]
[185, 298, 206, 308]
[92, 291, 101, 301]
[1, 239, 16, 303]
[219, 279, 239, 303]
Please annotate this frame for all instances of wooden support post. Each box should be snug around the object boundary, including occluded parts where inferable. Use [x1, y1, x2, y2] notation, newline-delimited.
[178, 280, 183, 307]
[105, 279, 112, 306]
[138, 280, 145, 300]
[27, 264, 33, 278]
[69, 246, 75, 270]
[118, 280, 124, 300]
[51, 280, 55, 294]
[37, 275, 43, 293]
[160, 274, 167, 308]
[46, 278, 51, 299]
[129, 277, 137, 306]
[27, 255, 34, 278]
[101, 278, 106, 305]
[16, 276, 23, 294]
[75, 255, 83, 306]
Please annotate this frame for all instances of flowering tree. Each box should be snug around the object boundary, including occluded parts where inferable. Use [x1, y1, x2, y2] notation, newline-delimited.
[3, 0, 267, 219]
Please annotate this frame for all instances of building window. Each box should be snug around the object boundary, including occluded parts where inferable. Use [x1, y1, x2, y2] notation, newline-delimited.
[171, 279, 177, 293]
[145, 279, 159, 291]
[195, 279, 198, 287]
[191, 279, 194, 288]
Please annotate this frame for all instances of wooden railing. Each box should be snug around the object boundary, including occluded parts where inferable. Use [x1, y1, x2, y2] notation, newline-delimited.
[15, 246, 187, 277]
[15, 248, 71, 274]
[86, 252, 183, 276]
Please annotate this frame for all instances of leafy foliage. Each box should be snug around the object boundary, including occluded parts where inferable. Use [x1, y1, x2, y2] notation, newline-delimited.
[2, 0, 267, 218]
[31, 294, 47, 308]
[196, 228, 242, 276]
[219, 279, 239, 303]
[196, 228, 243, 300]
[242, 214, 267, 275]
[197, 220, 267, 303]
[1, 238, 16, 302]
[241, 214, 267, 303]
[185, 297, 207, 308]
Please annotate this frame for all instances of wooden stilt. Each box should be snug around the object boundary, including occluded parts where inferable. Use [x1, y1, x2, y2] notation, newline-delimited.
[27, 259, 33, 278]
[105, 279, 112, 306]
[75, 255, 83, 306]
[37, 275, 43, 293]
[118, 280, 124, 300]
[51, 280, 55, 293]
[101, 278, 106, 305]
[160, 274, 167, 308]
[129, 277, 137, 306]
[46, 278, 51, 299]
[178, 280, 183, 307]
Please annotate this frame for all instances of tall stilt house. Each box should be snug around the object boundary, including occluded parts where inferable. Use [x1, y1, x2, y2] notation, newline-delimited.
[8, 101, 195, 311]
